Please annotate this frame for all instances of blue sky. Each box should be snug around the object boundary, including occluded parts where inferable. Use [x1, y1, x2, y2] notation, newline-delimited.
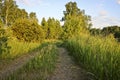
[15, 0, 120, 28]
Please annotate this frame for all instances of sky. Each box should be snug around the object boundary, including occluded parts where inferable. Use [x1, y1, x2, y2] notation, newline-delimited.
[15, 0, 120, 28]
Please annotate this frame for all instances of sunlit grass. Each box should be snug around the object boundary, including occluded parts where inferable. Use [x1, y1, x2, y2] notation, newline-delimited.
[6, 44, 58, 80]
[1, 39, 40, 59]
[64, 34, 120, 80]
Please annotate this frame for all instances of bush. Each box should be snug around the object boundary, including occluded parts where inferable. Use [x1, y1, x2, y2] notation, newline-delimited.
[12, 18, 45, 42]
[0, 20, 3, 28]
[0, 29, 11, 56]
[0, 37, 11, 55]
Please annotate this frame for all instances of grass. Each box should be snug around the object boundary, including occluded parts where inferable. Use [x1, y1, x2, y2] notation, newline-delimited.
[6, 44, 58, 80]
[64, 34, 120, 80]
[1, 39, 40, 59]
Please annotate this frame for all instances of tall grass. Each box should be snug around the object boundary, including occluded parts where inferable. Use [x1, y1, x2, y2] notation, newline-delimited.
[1, 39, 40, 59]
[6, 44, 58, 80]
[64, 34, 120, 80]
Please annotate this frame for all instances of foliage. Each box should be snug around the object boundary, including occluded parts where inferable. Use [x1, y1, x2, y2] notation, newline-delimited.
[90, 26, 120, 41]
[64, 35, 120, 80]
[6, 39, 40, 59]
[29, 12, 38, 22]
[12, 18, 45, 42]
[0, 28, 11, 57]
[0, 0, 29, 27]
[41, 17, 63, 39]
[0, 19, 3, 28]
[0, 0, 18, 26]
[62, 1, 91, 39]
[90, 28, 101, 36]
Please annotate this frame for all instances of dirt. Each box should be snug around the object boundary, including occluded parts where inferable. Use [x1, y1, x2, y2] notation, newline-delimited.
[0, 47, 89, 80]
[0, 50, 40, 79]
[48, 48, 89, 80]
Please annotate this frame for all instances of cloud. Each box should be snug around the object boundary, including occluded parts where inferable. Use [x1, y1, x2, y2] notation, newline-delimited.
[15, 0, 50, 7]
[117, 0, 120, 4]
[99, 10, 108, 17]
[92, 16, 120, 28]
[92, 9, 120, 28]
[15, 0, 31, 6]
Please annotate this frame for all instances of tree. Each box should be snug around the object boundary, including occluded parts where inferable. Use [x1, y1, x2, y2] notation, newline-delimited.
[101, 26, 120, 41]
[62, 2, 91, 39]
[1, 0, 18, 27]
[12, 18, 45, 42]
[14, 9, 28, 21]
[0, 0, 29, 27]
[55, 20, 63, 39]
[0, 0, 3, 18]
[29, 12, 38, 22]
[41, 17, 47, 27]
[41, 17, 48, 39]
[62, 2, 80, 20]
[90, 28, 101, 36]
[41, 17, 62, 39]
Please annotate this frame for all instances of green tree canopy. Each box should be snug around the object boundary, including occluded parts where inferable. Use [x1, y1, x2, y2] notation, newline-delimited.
[41, 17, 62, 39]
[62, 1, 91, 39]
[29, 12, 38, 22]
[12, 18, 45, 42]
[0, 0, 29, 27]
[41, 17, 47, 27]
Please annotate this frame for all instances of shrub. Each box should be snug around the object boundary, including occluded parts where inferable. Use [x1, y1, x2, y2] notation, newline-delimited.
[0, 29, 11, 56]
[12, 18, 45, 42]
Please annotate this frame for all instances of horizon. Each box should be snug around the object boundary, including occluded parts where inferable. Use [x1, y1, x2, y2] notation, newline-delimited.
[15, 0, 120, 28]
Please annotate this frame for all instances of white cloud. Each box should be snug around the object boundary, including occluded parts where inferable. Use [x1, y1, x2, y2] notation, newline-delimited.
[15, 0, 50, 7]
[92, 16, 120, 28]
[15, 0, 31, 6]
[117, 0, 120, 4]
[99, 10, 108, 17]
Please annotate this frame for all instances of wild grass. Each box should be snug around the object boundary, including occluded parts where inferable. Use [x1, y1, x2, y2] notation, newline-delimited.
[64, 34, 120, 80]
[6, 44, 58, 80]
[1, 39, 40, 59]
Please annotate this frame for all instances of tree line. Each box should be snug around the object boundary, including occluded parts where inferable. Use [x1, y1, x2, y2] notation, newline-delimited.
[90, 26, 120, 41]
[0, 0, 119, 43]
[0, 0, 91, 42]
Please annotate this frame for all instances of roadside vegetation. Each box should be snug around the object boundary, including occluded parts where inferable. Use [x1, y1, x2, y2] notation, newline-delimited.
[5, 44, 58, 80]
[0, 0, 119, 80]
[64, 34, 120, 80]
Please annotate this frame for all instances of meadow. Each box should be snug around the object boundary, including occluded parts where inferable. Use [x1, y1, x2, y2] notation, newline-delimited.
[64, 34, 120, 80]
[0, 42, 58, 80]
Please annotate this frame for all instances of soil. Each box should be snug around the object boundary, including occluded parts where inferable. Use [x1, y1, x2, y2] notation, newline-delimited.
[0, 50, 40, 79]
[0, 47, 90, 80]
[48, 48, 89, 80]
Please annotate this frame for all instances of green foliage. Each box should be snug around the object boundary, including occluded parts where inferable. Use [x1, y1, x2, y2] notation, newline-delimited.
[114, 31, 120, 41]
[0, 37, 11, 55]
[62, 1, 91, 39]
[12, 18, 45, 42]
[0, 0, 18, 26]
[102, 26, 120, 36]
[90, 26, 120, 41]
[64, 35, 120, 80]
[41, 17, 47, 27]
[29, 12, 38, 22]
[0, 19, 3, 28]
[90, 28, 101, 36]
[41, 17, 63, 39]
[0, 0, 29, 27]
[0, 28, 11, 57]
